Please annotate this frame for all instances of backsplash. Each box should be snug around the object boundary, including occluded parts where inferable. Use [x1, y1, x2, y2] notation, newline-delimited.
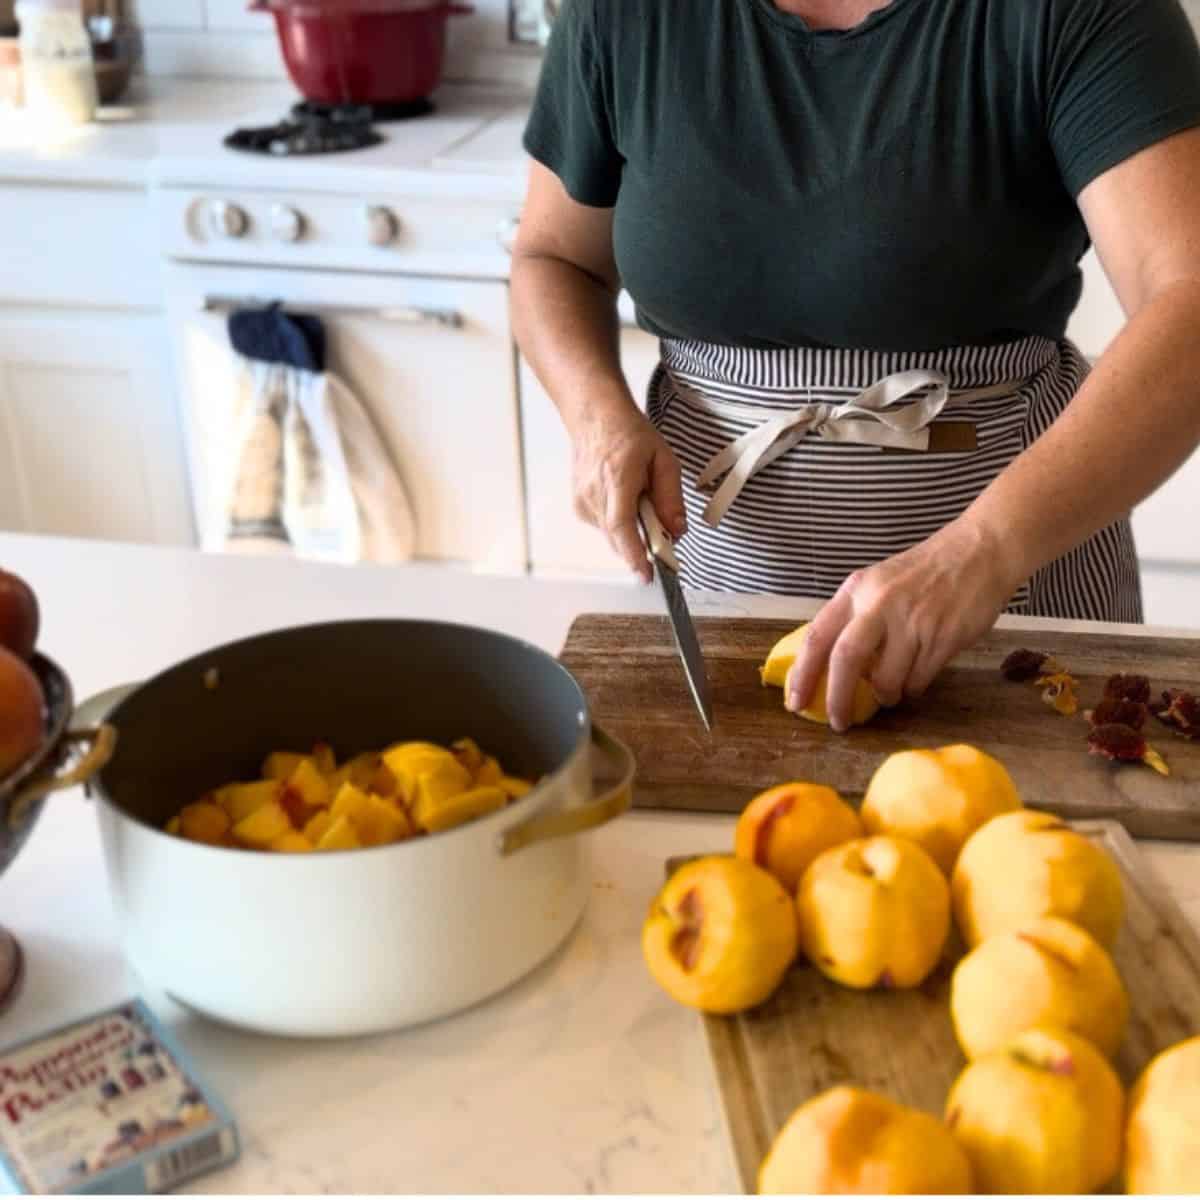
[124, 0, 540, 88]
[31, 0, 1200, 90]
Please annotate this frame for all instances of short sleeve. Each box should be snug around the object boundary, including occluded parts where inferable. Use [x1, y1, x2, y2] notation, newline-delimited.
[1046, 0, 1200, 197]
[522, 0, 623, 207]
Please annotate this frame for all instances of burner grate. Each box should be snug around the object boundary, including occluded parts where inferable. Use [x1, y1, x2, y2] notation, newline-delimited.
[224, 103, 383, 157]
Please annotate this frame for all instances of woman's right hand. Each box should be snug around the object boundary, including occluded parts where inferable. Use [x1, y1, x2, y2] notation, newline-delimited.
[571, 404, 687, 583]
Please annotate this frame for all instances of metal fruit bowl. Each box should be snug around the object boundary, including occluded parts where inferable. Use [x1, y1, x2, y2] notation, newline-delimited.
[0, 654, 115, 876]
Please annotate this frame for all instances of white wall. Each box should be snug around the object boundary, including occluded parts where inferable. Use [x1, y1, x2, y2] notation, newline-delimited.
[125, 0, 540, 88]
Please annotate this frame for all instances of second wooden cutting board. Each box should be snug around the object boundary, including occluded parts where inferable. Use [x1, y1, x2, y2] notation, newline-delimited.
[676, 822, 1200, 1193]
[560, 614, 1200, 840]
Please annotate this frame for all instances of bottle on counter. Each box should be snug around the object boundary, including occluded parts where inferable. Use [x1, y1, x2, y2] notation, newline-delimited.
[15, 0, 97, 128]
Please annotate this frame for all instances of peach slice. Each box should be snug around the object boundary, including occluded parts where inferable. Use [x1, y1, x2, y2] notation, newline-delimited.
[950, 915, 1128, 1060]
[796, 836, 950, 989]
[303, 809, 334, 845]
[475, 755, 504, 786]
[232, 799, 293, 849]
[1125, 1035, 1200, 1193]
[269, 830, 314, 853]
[498, 775, 533, 800]
[419, 785, 506, 834]
[758, 1085, 973, 1194]
[945, 1027, 1124, 1194]
[862, 744, 1022, 875]
[951, 809, 1124, 948]
[760, 624, 880, 727]
[177, 802, 231, 846]
[315, 813, 361, 851]
[354, 794, 413, 846]
[261, 751, 310, 782]
[214, 779, 281, 825]
[734, 782, 863, 893]
[642, 855, 797, 1013]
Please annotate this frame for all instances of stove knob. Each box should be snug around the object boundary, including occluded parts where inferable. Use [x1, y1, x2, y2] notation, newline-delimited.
[270, 203, 305, 243]
[364, 205, 400, 247]
[209, 200, 249, 239]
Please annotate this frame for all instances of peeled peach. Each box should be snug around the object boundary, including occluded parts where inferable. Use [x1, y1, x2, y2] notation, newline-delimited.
[642, 855, 797, 1013]
[952, 809, 1124, 948]
[0, 570, 38, 661]
[1125, 1035, 1200, 1193]
[796, 836, 950, 989]
[945, 1027, 1124, 1193]
[862, 744, 1022, 875]
[761, 624, 880, 727]
[950, 915, 1128, 1060]
[758, 1085, 973, 1195]
[734, 782, 863, 894]
[0, 645, 44, 778]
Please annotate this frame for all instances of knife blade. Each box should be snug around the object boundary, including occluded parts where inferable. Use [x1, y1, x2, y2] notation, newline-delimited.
[636, 495, 714, 731]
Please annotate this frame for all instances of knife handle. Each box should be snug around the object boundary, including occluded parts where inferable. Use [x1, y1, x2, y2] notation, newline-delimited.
[637, 495, 681, 574]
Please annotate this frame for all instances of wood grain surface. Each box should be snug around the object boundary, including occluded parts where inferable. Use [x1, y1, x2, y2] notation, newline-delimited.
[562, 615, 1200, 840]
[669, 821, 1200, 1193]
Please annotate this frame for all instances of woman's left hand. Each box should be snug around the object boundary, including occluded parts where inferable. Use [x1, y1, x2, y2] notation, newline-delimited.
[785, 517, 1021, 732]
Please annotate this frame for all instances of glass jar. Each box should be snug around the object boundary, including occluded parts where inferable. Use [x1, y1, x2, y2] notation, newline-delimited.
[15, 0, 97, 127]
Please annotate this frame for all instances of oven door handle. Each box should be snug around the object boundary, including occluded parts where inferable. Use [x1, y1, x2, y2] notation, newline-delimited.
[200, 296, 466, 330]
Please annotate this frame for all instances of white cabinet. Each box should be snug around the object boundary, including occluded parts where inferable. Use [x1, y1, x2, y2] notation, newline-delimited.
[0, 311, 195, 545]
[521, 309, 660, 577]
[165, 266, 526, 571]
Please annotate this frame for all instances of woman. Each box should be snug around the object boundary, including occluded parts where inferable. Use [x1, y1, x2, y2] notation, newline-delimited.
[511, 0, 1200, 731]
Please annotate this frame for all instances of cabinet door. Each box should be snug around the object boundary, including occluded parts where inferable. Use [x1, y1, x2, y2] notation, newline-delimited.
[0, 312, 195, 545]
[166, 268, 526, 570]
[521, 315, 661, 577]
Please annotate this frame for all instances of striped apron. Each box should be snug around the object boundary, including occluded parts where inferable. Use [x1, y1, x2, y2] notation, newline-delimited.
[646, 335, 1143, 622]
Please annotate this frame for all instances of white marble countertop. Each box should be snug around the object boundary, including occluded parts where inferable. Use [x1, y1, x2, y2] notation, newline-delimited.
[0, 531, 1197, 1193]
[0, 75, 530, 191]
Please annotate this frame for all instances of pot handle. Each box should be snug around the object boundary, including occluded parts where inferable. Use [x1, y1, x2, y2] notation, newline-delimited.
[8, 725, 118, 832]
[498, 723, 633, 856]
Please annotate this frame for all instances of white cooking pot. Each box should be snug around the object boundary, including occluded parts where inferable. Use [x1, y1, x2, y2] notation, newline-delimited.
[87, 620, 634, 1037]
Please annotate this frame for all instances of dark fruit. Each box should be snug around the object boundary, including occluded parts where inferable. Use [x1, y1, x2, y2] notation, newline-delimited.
[0, 571, 39, 661]
[1103, 673, 1151, 705]
[0, 646, 44, 779]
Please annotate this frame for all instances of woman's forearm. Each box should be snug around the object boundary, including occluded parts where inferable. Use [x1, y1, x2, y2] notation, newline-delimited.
[510, 251, 639, 437]
[959, 279, 1200, 589]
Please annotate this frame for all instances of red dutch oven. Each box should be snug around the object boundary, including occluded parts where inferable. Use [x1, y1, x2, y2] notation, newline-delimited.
[252, 0, 473, 106]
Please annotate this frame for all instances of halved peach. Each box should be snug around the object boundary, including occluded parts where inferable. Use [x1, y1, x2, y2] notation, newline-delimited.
[761, 624, 880, 727]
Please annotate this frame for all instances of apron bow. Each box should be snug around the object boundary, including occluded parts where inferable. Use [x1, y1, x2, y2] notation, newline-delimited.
[689, 368, 1016, 526]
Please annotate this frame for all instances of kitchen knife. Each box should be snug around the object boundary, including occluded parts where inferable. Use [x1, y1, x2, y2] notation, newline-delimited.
[636, 495, 714, 731]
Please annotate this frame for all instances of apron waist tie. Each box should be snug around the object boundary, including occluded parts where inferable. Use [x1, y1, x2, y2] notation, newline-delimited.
[675, 368, 1028, 526]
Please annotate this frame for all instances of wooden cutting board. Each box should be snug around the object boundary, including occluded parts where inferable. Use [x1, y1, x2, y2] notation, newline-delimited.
[671, 822, 1200, 1193]
[561, 614, 1200, 840]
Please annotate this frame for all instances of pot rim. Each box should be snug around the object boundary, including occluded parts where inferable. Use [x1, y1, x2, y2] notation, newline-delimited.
[91, 617, 594, 858]
[259, 0, 455, 15]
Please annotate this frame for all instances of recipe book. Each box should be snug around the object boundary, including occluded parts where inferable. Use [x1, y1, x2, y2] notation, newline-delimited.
[0, 998, 239, 1193]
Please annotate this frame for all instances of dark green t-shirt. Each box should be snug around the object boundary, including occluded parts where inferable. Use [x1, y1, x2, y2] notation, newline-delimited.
[523, 0, 1200, 350]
